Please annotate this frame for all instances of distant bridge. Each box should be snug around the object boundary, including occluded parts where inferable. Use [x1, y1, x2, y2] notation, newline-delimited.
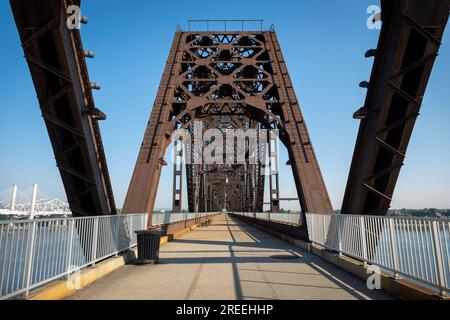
[0, 185, 70, 217]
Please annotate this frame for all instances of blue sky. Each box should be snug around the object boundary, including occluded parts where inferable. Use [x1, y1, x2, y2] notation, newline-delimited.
[0, 0, 449, 210]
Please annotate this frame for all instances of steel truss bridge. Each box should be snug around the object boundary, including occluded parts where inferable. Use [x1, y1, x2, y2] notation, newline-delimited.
[5, 0, 448, 223]
[8, 0, 449, 227]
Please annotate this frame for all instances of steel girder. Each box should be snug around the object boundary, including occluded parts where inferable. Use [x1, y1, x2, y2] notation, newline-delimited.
[342, 0, 449, 215]
[123, 30, 332, 226]
[9, 0, 116, 216]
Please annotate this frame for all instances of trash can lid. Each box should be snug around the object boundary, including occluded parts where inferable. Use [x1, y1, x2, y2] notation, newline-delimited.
[135, 230, 161, 235]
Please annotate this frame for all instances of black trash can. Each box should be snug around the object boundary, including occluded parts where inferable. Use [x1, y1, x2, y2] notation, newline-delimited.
[135, 230, 161, 264]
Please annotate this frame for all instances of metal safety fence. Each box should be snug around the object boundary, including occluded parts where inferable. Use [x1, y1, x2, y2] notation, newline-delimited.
[151, 212, 218, 226]
[231, 211, 450, 295]
[306, 213, 450, 296]
[0, 212, 217, 299]
[232, 212, 304, 226]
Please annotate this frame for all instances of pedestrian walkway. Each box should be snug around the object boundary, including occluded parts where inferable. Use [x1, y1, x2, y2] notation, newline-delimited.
[67, 214, 393, 300]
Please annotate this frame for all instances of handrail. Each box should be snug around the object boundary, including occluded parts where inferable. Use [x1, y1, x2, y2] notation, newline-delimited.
[231, 211, 450, 296]
[306, 213, 449, 296]
[0, 212, 218, 299]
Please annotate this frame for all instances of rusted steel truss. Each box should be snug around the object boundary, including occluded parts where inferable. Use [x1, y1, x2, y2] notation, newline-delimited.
[123, 30, 332, 225]
[342, 0, 449, 215]
[10, 0, 116, 216]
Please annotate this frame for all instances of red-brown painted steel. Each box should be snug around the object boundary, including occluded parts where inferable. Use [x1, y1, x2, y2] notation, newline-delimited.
[342, 0, 449, 215]
[123, 29, 332, 226]
[10, 0, 116, 216]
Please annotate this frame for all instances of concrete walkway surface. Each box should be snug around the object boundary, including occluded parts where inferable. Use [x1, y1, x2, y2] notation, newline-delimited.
[67, 214, 394, 300]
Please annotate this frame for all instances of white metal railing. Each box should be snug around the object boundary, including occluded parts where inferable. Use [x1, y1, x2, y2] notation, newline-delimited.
[232, 212, 304, 226]
[151, 212, 218, 226]
[306, 213, 450, 296]
[0, 212, 217, 299]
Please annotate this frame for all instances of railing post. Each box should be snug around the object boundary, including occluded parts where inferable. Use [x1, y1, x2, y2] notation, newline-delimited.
[65, 219, 75, 278]
[322, 215, 327, 246]
[337, 216, 342, 256]
[130, 215, 134, 248]
[360, 216, 368, 265]
[431, 221, 447, 297]
[115, 216, 120, 256]
[24, 221, 36, 297]
[310, 214, 315, 244]
[91, 218, 99, 267]
[388, 219, 400, 278]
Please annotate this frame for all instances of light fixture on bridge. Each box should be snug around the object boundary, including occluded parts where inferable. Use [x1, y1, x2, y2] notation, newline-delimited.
[364, 49, 377, 58]
[90, 108, 107, 121]
[90, 82, 101, 90]
[286, 160, 292, 166]
[79, 16, 88, 25]
[353, 106, 368, 120]
[359, 81, 370, 89]
[84, 50, 95, 58]
[158, 158, 168, 166]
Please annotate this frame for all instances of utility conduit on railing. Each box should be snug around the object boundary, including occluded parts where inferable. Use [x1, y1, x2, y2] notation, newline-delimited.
[0, 212, 217, 300]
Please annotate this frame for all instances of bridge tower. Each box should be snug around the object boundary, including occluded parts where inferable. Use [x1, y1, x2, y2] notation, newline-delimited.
[123, 23, 332, 226]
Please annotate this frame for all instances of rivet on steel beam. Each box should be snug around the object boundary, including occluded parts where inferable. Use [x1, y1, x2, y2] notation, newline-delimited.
[364, 49, 377, 58]
[353, 106, 368, 120]
[79, 16, 88, 25]
[84, 50, 95, 58]
[90, 82, 101, 90]
[359, 81, 370, 89]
